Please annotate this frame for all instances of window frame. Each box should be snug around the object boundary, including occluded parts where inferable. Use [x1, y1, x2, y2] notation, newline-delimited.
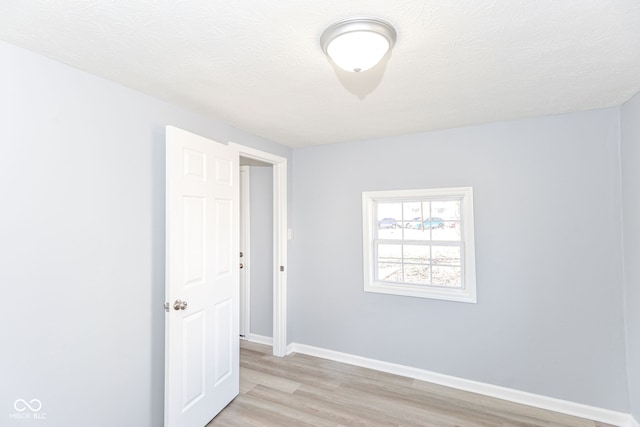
[362, 187, 477, 303]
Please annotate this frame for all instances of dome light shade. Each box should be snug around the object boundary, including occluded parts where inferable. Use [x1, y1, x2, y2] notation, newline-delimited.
[321, 18, 397, 73]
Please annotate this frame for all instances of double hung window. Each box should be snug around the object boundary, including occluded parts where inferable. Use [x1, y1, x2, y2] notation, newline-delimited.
[362, 187, 476, 303]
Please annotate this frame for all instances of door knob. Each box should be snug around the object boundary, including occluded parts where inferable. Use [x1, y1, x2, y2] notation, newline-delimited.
[173, 300, 188, 311]
[240, 263, 244, 269]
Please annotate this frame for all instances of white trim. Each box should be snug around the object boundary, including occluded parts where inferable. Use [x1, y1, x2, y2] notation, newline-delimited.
[272, 159, 288, 357]
[289, 342, 634, 427]
[245, 333, 273, 346]
[286, 343, 296, 356]
[229, 143, 288, 357]
[239, 166, 251, 338]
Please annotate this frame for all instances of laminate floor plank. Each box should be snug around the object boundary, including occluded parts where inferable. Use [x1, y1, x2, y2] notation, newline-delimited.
[293, 383, 491, 427]
[208, 342, 615, 427]
[242, 367, 302, 394]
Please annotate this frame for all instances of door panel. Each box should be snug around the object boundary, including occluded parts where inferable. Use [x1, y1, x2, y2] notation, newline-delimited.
[183, 196, 205, 286]
[213, 298, 233, 384]
[215, 199, 233, 275]
[182, 311, 205, 408]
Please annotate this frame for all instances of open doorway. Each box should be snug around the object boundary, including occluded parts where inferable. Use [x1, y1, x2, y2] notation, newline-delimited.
[232, 143, 288, 357]
[239, 161, 273, 344]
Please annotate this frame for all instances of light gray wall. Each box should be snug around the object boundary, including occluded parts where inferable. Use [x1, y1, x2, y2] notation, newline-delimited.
[2, 35, 635, 423]
[249, 166, 274, 337]
[621, 91, 640, 420]
[0, 40, 291, 427]
[290, 108, 629, 411]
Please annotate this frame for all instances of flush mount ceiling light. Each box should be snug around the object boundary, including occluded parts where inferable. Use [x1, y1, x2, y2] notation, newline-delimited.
[320, 17, 397, 73]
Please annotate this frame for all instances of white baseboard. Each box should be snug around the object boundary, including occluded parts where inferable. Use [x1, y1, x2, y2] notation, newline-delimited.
[289, 342, 634, 427]
[245, 333, 273, 346]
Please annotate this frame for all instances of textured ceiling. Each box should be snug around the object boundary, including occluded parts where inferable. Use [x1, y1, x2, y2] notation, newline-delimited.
[1, 1, 640, 147]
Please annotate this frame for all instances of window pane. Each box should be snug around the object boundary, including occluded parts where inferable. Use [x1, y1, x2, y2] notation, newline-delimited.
[432, 246, 461, 266]
[431, 223, 461, 241]
[378, 263, 402, 282]
[404, 227, 430, 240]
[377, 202, 402, 239]
[432, 266, 462, 288]
[431, 201, 461, 241]
[378, 227, 403, 239]
[402, 202, 423, 230]
[432, 200, 460, 220]
[403, 245, 430, 264]
[378, 244, 402, 263]
[404, 264, 430, 285]
[377, 202, 401, 229]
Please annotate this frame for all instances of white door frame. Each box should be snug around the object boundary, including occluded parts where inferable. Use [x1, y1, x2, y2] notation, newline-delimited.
[239, 166, 251, 339]
[230, 143, 288, 357]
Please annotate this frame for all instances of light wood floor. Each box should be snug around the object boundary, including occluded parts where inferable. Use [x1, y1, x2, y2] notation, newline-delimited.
[208, 341, 615, 427]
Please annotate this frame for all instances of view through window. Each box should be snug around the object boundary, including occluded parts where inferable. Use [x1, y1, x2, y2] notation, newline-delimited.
[376, 199, 462, 287]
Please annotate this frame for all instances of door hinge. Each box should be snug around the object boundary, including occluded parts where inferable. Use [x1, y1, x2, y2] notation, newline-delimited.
[164, 302, 170, 312]
[280, 266, 285, 272]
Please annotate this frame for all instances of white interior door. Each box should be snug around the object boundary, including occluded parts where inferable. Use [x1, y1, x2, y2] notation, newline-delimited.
[165, 126, 239, 427]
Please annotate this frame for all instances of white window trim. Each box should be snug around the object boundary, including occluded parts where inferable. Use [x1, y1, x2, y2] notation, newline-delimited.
[362, 187, 477, 303]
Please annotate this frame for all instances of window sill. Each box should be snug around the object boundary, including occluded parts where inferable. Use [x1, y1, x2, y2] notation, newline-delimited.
[365, 281, 477, 303]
